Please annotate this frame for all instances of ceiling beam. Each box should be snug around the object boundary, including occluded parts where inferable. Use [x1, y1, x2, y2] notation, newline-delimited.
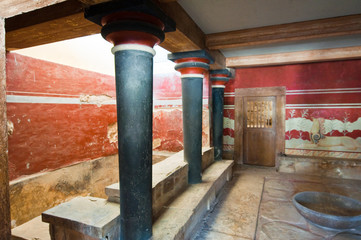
[5, 0, 225, 69]
[157, 1, 225, 69]
[6, 12, 100, 51]
[226, 46, 361, 68]
[207, 14, 361, 50]
[0, 0, 68, 19]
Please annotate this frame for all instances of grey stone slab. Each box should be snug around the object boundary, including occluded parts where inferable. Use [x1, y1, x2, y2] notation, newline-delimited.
[259, 221, 324, 240]
[192, 229, 251, 240]
[42, 197, 119, 239]
[11, 216, 50, 240]
[153, 160, 234, 240]
[260, 200, 308, 226]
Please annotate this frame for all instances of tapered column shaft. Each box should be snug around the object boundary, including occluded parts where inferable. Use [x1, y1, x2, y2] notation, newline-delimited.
[85, 2, 175, 239]
[168, 50, 214, 184]
[114, 48, 154, 239]
[210, 69, 232, 161]
[182, 76, 203, 183]
[212, 87, 225, 160]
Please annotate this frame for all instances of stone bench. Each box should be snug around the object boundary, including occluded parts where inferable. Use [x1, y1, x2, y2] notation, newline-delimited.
[106, 147, 214, 219]
[278, 155, 361, 180]
[153, 160, 234, 240]
[41, 148, 220, 239]
[42, 197, 119, 240]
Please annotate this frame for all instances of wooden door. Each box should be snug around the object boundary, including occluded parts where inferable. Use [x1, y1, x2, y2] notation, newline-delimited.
[243, 96, 276, 166]
[234, 87, 286, 168]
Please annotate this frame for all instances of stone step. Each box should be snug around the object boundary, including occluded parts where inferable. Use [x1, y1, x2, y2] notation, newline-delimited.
[11, 216, 50, 240]
[42, 196, 120, 239]
[105, 147, 213, 219]
[35, 159, 232, 240]
[153, 160, 234, 240]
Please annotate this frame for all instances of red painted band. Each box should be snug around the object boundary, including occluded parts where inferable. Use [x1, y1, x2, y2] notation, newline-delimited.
[106, 31, 161, 47]
[175, 57, 210, 64]
[101, 11, 165, 30]
[177, 67, 208, 75]
[211, 80, 227, 86]
[210, 74, 229, 78]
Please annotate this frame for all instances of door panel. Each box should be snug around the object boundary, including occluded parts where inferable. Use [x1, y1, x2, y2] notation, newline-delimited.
[243, 97, 276, 166]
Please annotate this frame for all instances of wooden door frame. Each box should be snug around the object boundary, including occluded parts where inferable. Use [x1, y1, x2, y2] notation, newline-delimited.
[234, 87, 286, 169]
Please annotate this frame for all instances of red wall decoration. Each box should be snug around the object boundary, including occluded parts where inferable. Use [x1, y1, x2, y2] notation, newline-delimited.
[6, 53, 210, 180]
[224, 60, 361, 159]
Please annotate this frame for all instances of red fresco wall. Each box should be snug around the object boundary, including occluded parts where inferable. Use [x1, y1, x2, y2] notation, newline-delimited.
[223, 59, 361, 159]
[6, 53, 210, 180]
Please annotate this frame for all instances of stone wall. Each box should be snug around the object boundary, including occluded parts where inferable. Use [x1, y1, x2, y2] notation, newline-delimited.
[6, 52, 211, 181]
[10, 154, 119, 228]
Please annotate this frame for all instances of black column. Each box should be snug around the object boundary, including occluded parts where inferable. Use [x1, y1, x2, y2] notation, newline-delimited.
[115, 48, 154, 238]
[168, 50, 214, 184]
[212, 87, 225, 160]
[210, 69, 231, 161]
[85, 2, 175, 239]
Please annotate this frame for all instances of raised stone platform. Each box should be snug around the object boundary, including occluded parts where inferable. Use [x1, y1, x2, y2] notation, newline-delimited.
[278, 155, 361, 180]
[42, 197, 119, 239]
[153, 160, 234, 240]
[38, 148, 231, 240]
[106, 147, 213, 219]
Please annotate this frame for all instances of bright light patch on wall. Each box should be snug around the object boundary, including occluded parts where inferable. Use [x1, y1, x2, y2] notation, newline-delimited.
[12, 34, 175, 76]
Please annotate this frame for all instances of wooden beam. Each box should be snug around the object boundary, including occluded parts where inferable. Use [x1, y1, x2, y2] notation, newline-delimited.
[5, 0, 84, 32]
[0, 0, 67, 18]
[0, 17, 11, 239]
[6, 0, 225, 68]
[207, 14, 361, 50]
[157, 1, 225, 68]
[226, 46, 361, 68]
[158, 1, 205, 50]
[6, 12, 100, 51]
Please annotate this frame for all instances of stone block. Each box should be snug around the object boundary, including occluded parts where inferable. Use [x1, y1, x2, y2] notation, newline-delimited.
[42, 197, 120, 239]
[153, 160, 234, 240]
[201, 147, 214, 171]
[105, 148, 214, 220]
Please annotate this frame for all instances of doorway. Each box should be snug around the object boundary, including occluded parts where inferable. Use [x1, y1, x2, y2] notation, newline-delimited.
[234, 87, 286, 167]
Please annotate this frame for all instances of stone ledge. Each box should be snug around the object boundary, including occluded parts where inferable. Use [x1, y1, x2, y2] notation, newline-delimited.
[153, 160, 234, 240]
[42, 197, 119, 239]
[106, 147, 213, 219]
[278, 155, 361, 180]
[11, 216, 50, 240]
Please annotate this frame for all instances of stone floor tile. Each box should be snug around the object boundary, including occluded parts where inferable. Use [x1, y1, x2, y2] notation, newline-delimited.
[260, 221, 324, 240]
[192, 229, 252, 240]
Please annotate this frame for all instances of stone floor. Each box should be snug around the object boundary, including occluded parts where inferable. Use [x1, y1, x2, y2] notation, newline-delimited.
[12, 164, 361, 240]
[192, 165, 361, 240]
[192, 165, 277, 240]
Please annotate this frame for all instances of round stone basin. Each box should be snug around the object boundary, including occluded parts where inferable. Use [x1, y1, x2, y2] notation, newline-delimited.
[293, 191, 361, 230]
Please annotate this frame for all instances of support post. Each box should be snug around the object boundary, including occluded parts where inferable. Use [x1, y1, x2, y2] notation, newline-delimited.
[85, 2, 174, 239]
[168, 50, 213, 184]
[0, 17, 11, 239]
[210, 69, 232, 161]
